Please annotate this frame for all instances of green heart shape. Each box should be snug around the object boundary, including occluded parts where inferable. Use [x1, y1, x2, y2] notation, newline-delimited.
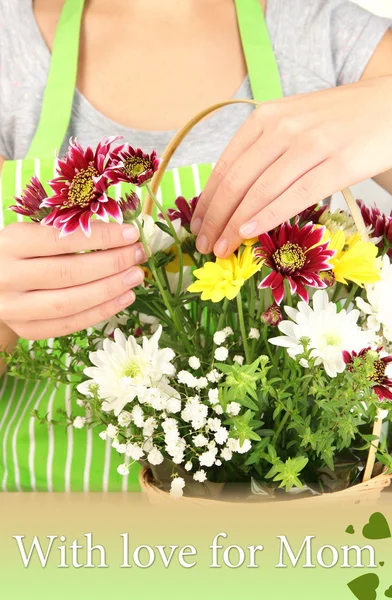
[363, 513, 391, 541]
[385, 586, 392, 598]
[380, 562, 385, 567]
[347, 574, 379, 600]
[346, 525, 355, 535]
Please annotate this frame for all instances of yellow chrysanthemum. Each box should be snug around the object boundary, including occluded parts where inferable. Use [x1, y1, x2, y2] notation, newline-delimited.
[323, 229, 380, 286]
[165, 244, 194, 273]
[188, 246, 263, 302]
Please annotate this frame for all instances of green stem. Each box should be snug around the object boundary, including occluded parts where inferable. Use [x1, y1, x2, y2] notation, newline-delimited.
[343, 284, 359, 311]
[146, 183, 184, 299]
[236, 293, 251, 364]
[273, 410, 290, 444]
[217, 298, 230, 333]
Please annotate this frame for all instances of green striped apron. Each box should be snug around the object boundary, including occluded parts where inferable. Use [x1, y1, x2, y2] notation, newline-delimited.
[0, 0, 283, 492]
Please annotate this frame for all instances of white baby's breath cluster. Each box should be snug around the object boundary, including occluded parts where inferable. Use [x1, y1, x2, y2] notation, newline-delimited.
[77, 325, 252, 499]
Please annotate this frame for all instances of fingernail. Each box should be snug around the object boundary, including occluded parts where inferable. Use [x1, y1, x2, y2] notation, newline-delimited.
[123, 268, 144, 287]
[191, 218, 202, 235]
[123, 226, 139, 242]
[240, 221, 257, 237]
[214, 238, 228, 257]
[135, 248, 147, 263]
[118, 290, 135, 306]
[196, 234, 209, 253]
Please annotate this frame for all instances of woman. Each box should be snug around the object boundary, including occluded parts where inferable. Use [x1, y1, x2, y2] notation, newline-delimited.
[0, 0, 391, 492]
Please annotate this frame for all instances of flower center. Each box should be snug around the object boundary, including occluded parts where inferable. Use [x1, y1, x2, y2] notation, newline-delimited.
[370, 359, 386, 384]
[273, 242, 306, 273]
[322, 332, 342, 347]
[66, 164, 98, 208]
[123, 360, 143, 379]
[123, 156, 150, 178]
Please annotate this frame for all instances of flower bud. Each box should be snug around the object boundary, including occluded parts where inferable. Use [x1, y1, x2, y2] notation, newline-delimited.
[319, 269, 336, 288]
[119, 192, 141, 221]
[261, 304, 282, 326]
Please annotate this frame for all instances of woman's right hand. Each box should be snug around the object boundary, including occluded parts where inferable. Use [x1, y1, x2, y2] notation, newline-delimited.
[0, 221, 146, 340]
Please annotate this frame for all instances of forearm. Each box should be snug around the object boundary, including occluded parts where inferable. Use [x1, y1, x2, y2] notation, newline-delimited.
[0, 321, 18, 377]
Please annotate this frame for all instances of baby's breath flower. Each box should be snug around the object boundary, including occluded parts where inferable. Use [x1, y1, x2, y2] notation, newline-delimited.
[118, 411, 132, 426]
[117, 464, 130, 476]
[165, 397, 182, 414]
[131, 405, 145, 427]
[148, 447, 164, 466]
[215, 427, 229, 445]
[193, 470, 207, 483]
[106, 424, 119, 439]
[226, 402, 241, 416]
[249, 328, 260, 340]
[208, 388, 219, 405]
[213, 405, 224, 415]
[73, 416, 87, 429]
[221, 447, 233, 461]
[213, 330, 228, 345]
[199, 449, 218, 467]
[193, 434, 209, 447]
[170, 477, 186, 499]
[185, 461, 193, 471]
[126, 443, 144, 460]
[215, 347, 229, 361]
[188, 356, 201, 370]
[233, 355, 244, 366]
[207, 369, 223, 383]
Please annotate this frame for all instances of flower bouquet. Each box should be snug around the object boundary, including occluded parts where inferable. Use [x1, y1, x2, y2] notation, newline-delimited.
[3, 104, 392, 503]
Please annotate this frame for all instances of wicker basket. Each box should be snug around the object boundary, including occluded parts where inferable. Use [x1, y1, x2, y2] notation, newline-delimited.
[141, 100, 392, 506]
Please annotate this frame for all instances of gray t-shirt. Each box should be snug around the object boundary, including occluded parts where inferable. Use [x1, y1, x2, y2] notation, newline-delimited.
[0, 0, 391, 167]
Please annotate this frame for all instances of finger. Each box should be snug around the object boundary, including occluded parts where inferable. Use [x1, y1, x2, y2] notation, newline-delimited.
[195, 135, 288, 255]
[0, 221, 140, 258]
[190, 106, 264, 234]
[214, 142, 328, 257]
[1, 266, 145, 321]
[4, 243, 147, 291]
[238, 157, 344, 236]
[7, 290, 137, 341]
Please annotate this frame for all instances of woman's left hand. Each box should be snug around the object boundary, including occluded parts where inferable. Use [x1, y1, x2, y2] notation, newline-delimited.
[190, 75, 392, 258]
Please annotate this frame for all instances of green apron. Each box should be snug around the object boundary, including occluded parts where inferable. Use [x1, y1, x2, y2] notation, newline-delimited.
[0, 0, 283, 492]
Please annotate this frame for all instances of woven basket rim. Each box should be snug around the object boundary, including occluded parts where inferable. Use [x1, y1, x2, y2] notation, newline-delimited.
[140, 466, 391, 506]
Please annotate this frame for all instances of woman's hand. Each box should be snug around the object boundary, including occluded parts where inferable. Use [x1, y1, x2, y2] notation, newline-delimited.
[191, 75, 392, 258]
[0, 221, 146, 340]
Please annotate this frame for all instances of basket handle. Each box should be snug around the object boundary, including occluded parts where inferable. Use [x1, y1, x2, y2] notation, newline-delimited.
[143, 98, 382, 483]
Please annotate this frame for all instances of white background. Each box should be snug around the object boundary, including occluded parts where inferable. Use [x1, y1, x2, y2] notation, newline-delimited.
[331, 0, 392, 212]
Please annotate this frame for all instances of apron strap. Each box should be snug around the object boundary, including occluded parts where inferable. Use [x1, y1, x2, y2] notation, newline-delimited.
[234, 0, 283, 101]
[26, 0, 86, 159]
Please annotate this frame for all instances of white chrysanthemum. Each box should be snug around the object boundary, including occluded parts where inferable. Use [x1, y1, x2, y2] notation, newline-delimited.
[249, 328, 260, 340]
[170, 477, 185, 499]
[148, 447, 164, 466]
[73, 416, 86, 429]
[356, 255, 392, 342]
[141, 214, 182, 254]
[233, 355, 244, 366]
[226, 402, 241, 416]
[188, 356, 201, 370]
[214, 347, 229, 361]
[94, 312, 128, 336]
[193, 470, 207, 483]
[77, 326, 176, 416]
[269, 290, 374, 378]
[166, 267, 194, 295]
